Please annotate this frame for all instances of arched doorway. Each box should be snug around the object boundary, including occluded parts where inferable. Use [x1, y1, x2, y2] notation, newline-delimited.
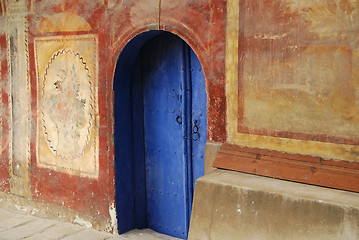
[113, 31, 207, 239]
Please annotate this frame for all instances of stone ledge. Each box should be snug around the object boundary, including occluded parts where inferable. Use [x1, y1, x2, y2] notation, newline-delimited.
[188, 169, 359, 240]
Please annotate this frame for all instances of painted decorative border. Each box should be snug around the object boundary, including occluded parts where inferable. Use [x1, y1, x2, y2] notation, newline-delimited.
[237, 112, 359, 146]
[5, 15, 32, 197]
[5, 0, 28, 14]
[1, 0, 4, 16]
[34, 34, 99, 178]
[5, 32, 12, 185]
[41, 48, 94, 161]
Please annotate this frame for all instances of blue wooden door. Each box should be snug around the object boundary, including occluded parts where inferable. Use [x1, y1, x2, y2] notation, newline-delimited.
[141, 33, 190, 238]
[140, 33, 206, 239]
[114, 31, 206, 239]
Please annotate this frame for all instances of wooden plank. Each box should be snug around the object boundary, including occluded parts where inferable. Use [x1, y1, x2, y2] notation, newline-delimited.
[213, 143, 359, 193]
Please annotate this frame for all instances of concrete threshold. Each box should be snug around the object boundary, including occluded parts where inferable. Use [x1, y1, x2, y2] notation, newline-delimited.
[188, 169, 359, 240]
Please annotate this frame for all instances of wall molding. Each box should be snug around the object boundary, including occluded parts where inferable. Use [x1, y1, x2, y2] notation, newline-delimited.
[213, 143, 359, 193]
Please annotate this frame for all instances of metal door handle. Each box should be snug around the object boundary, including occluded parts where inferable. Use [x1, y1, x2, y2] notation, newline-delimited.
[176, 115, 182, 124]
[191, 120, 200, 141]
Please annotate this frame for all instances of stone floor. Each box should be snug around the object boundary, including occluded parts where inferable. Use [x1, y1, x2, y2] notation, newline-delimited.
[0, 208, 180, 240]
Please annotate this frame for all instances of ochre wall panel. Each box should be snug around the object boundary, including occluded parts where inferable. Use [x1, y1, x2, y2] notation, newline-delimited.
[239, 0, 359, 145]
[227, 0, 359, 162]
[222, 0, 359, 193]
[34, 35, 99, 178]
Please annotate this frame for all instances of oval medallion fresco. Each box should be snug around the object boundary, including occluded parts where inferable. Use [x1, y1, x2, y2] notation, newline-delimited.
[40, 49, 94, 160]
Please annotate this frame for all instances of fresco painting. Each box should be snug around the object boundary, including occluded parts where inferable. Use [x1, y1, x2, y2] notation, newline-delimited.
[239, 0, 359, 143]
[35, 35, 99, 178]
[225, 0, 359, 161]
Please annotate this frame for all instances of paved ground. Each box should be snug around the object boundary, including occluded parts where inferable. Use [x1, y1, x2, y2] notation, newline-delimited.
[0, 208, 180, 240]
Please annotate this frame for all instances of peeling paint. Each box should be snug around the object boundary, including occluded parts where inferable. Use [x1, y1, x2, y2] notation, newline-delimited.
[108, 203, 117, 234]
[73, 215, 92, 228]
[236, 204, 241, 214]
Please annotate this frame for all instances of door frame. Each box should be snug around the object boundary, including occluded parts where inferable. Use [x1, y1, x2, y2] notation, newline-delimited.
[112, 30, 208, 236]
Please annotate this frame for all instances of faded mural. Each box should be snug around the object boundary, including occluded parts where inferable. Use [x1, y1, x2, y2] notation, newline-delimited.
[226, 0, 359, 161]
[35, 35, 99, 178]
[239, 0, 359, 143]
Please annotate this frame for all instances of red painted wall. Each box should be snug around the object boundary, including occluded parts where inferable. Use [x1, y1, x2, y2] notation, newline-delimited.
[0, 35, 10, 192]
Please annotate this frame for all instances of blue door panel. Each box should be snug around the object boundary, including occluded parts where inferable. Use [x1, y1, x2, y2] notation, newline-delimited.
[115, 31, 163, 233]
[131, 56, 147, 229]
[190, 49, 207, 191]
[114, 56, 135, 233]
[141, 34, 189, 239]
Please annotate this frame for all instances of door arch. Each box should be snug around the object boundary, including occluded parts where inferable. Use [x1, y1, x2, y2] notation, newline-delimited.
[113, 31, 207, 239]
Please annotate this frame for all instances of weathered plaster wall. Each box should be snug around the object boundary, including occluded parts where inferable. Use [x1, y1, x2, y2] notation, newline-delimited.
[0, 0, 32, 198]
[28, 1, 111, 226]
[227, 0, 359, 162]
[0, 0, 358, 234]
